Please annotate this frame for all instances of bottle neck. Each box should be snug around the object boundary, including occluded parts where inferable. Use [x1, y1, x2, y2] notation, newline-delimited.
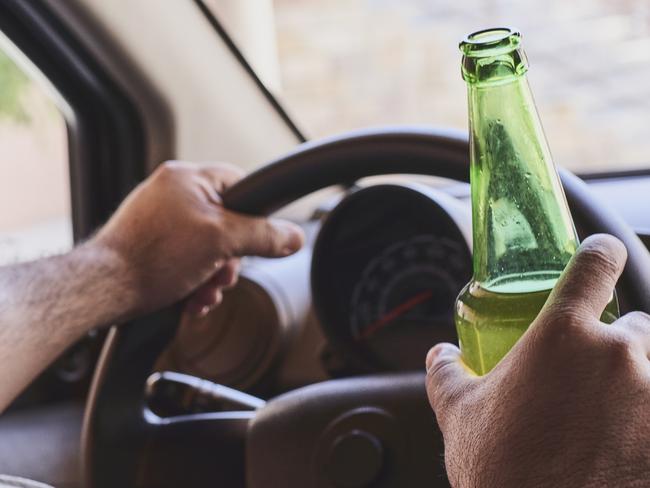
[467, 74, 579, 291]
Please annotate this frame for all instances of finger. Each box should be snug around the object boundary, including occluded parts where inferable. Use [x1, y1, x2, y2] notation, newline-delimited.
[214, 258, 240, 289]
[220, 211, 305, 258]
[425, 343, 474, 414]
[614, 311, 650, 354]
[184, 258, 241, 317]
[539, 234, 627, 324]
[185, 279, 225, 317]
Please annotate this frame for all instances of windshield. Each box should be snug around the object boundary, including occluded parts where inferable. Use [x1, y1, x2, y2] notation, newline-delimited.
[207, 0, 650, 174]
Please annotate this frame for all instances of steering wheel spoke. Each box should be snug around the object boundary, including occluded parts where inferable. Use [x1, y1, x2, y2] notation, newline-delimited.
[247, 372, 447, 488]
[137, 411, 252, 488]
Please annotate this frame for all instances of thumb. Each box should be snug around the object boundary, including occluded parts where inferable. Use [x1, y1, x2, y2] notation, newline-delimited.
[425, 343, 473, 415]
[539, 233, 627, 324]
[221, 210, 305, 258]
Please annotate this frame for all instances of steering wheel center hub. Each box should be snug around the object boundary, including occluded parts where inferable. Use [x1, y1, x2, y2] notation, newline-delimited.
[325, 430, 383, 487]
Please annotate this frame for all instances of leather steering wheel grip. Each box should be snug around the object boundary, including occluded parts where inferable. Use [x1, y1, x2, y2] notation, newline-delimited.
[222, 126, 469, 215]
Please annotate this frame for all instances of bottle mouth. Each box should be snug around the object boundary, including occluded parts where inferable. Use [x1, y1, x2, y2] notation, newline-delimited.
[460, 27, 521, 57]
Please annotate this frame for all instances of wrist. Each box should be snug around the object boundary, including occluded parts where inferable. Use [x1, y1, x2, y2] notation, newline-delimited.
[81, 237, 142, 324]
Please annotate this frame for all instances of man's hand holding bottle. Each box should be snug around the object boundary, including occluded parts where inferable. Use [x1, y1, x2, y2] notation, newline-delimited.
[426, 234, 650, 488]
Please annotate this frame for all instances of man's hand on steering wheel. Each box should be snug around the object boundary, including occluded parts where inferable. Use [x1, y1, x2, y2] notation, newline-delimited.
[0, 161, 303, 412]
[95, 161, 305, 319]
[426, 234, 650, 488]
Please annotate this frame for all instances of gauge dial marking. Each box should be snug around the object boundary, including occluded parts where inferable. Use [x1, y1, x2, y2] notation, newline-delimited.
[355, 289, 434, 341]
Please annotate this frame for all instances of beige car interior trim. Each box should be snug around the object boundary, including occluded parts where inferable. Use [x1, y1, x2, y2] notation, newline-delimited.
[45, 0, 301, 171]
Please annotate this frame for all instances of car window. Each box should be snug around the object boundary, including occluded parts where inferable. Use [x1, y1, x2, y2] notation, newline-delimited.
[0, 43, 72, 265]
[206, 0, 650, 174]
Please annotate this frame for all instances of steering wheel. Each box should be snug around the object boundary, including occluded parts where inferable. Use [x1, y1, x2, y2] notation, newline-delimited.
[82, 127, 650, 488]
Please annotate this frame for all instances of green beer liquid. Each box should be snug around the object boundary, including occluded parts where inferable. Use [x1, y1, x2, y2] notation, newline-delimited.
[455, 28, 619, 375]
[456, 276, 618, 375]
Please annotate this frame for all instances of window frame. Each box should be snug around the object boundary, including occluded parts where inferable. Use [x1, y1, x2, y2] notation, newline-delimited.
[0, 0, 147, 241]
[0, 0, 149, 408]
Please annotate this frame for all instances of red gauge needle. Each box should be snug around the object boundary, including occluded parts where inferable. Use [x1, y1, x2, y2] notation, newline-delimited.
[356, 290, 434, 341]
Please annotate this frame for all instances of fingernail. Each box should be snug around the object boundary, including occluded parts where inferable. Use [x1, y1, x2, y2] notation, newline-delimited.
[425, 344, 454, 374]
[425, 347, 438, 373]
[281, 247, 295, 257]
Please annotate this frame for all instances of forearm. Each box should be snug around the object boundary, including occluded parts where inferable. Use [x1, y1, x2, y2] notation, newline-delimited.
[0, 240, 136, 411]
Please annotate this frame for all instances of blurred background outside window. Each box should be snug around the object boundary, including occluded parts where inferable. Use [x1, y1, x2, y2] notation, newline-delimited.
[207, 0, 650, 173]
[0, 1, 647, 269]
[0, 41, 71, 265]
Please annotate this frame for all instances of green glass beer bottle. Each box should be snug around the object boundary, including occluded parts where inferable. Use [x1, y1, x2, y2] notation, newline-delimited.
[455, 27, 618, 375]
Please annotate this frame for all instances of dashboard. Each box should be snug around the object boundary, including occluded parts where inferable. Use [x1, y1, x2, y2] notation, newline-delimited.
[156, 174, 650, 397]
[156, 180, 474, 395]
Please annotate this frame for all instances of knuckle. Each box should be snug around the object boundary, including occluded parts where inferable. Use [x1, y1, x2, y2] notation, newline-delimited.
[159, 160, 180, 172]
[576, 243, 620, 277]
[559, 308, 586, 329]
[259, 220, 281, 254]
[545, 305, 590, 332]
[156, 160, 185, 179]
[536, 306, 600, 350]
[214, 161, 245, 177]
[624, 310, 650, 324]
[605, 333, 637, 370]
[619, 311, 650, 340]
[199, 163, 245, 192]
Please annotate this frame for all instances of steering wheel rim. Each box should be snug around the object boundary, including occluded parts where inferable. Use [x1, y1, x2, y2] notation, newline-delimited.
[83, 126, 650, 488]
[222, 126, 650, 313]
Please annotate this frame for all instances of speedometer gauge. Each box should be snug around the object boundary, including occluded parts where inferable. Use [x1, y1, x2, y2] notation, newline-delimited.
[312, 183, 472, 372]
[350, 235, 468, 368]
